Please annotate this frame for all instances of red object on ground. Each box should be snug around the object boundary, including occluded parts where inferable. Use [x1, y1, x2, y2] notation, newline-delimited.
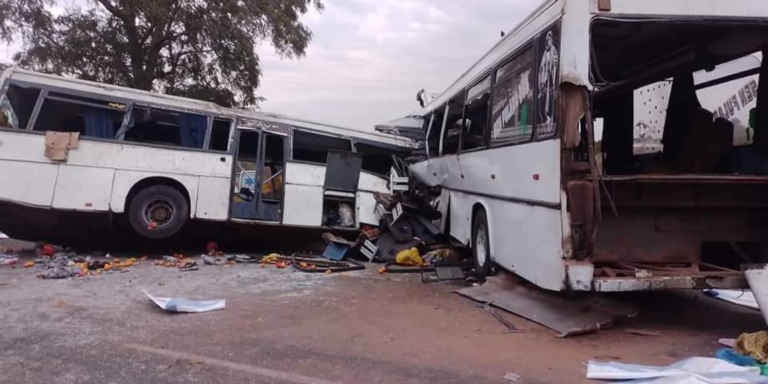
[41, 244, 55, 257]
[206, 241, 219, 255]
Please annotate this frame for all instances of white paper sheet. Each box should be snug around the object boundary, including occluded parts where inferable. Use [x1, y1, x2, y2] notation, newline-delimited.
[708, 289, 759, 310]
[143, 289, 226, 313]
[586, 357, 768, 384]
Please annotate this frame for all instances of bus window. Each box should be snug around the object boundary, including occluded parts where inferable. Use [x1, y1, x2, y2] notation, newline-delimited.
[356, 142, 395, 175]
[428, 107, 444, 157]
[124, 107, 207, 149]
[2, 84, 41, 129]
[34, 93, 125, 139]
[442, 95, 465, 155]
[462, 75, 491, 151]
[292, 130, 351, 164]
[491, 48, 534, 145]
[209, 118, 232, 152]
[536, 25, 560, 139]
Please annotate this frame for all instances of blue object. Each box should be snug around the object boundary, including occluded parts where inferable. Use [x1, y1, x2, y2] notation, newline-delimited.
[716, 348, 759, 367]
[323, 242, 350, 261]
[84, 108, 114, 138]
[179, 113, 207, 149]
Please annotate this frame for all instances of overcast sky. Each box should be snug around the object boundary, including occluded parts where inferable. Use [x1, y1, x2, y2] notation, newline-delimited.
[0, 0, 543, 131]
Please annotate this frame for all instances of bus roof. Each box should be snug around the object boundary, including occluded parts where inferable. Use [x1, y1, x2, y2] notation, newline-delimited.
[395, 0, 768, 120]
[2, 68, 416, 149]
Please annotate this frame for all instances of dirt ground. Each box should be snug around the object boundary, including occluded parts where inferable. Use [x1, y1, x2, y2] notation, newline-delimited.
[0, 242, 764, 384]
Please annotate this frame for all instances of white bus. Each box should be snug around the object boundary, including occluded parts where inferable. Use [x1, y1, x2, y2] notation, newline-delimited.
[0, 69, 415, 242]
[378, 0, 768, 292]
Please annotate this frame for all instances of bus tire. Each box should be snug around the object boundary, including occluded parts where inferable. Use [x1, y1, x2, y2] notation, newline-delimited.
[128, 185, 189, 239]
[472, 209, 492, 282]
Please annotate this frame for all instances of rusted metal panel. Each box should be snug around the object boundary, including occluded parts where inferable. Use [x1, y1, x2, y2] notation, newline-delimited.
[594, 275, 748, 291]
[566, 181, 595, 258]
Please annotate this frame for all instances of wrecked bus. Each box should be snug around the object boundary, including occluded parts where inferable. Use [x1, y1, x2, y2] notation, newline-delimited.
[377, 0, 768, 291]
[0, 69, 415, 242]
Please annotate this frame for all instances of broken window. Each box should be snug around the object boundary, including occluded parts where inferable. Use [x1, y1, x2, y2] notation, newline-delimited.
[462, 75, 491, 151]
[1, 83, 41, 129]
[262, 134, 285, 200]
[34, 93, 126, 139]
[427, 107, 445, 157]
[356, 142, 396, 175]
[442, 95, 465, 155]
[491, 47, 535, 145]
[209, 118, 232, 152]
[292, 130, 351, 164]
[124, 107, 207, 149]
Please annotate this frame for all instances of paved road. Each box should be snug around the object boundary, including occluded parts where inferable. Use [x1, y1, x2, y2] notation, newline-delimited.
[0, 252, 763, 384]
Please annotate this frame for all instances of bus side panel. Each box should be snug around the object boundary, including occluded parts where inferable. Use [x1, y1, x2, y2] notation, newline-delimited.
[356, 192, 379, 226]
[110, 170, 200, 216]
[358, 172, 389, 193]
[52, 165, 114, 211]
[449, 190, 566, 291]
[196, 176, 231, 221]
[65, 139, 232, 178]
[283, 184, 323, 227]
[0, 131, 58, 207]
[606, 0, 768, 18]
[0, 160, 58, 207]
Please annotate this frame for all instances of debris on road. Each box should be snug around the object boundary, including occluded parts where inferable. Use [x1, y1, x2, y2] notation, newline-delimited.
[0, 254, 19, 266]
[706, 289, 760, 310]
[395, 247, 423, 266]
[143, 289, 225, 313]
[502, 372, 521, 382]
[291, 254, 365, 273]
[735, 331, 768, 363]
[202, 254, 227, 266]
[586, 357, 768, 384]
[37, 254, 79, 279]
[457, 271, 637, 337]
[715, 348, 761, 368]
[477, 304, 523, 334]
[624, 328, 661, 337]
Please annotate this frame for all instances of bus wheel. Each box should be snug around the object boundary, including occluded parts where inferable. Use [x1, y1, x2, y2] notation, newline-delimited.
[128, 185, 189, 239]
[472, 209, 492, 282]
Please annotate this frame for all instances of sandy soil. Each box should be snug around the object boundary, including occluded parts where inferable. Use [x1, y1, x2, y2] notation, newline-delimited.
[0, 249, 763, 384]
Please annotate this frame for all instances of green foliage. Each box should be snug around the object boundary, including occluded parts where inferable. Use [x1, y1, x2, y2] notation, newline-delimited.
[0, 0, 322, 107]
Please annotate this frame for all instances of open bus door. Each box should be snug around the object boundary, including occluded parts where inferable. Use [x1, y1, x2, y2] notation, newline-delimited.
[231, 129, 286, 222]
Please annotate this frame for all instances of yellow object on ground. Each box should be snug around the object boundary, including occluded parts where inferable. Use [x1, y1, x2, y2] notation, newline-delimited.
[736, 331, 768, 363]
[261, 254, 282, 265]
[395, 247, 423, 266]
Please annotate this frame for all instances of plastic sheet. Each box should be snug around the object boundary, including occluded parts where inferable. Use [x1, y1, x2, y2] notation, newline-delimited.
[707, 289, 759, 310]
[586, 357, 768, 384]
[143, 290, 226, 313]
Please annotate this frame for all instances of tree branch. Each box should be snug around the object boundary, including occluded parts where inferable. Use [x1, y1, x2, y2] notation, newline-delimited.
[95, 0, 128, 23]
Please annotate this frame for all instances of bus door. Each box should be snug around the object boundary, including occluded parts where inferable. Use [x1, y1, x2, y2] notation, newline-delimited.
[231, 129, 285, 222]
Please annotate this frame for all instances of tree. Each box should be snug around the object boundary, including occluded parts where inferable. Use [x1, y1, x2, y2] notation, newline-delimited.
[0, 0, 323, 107]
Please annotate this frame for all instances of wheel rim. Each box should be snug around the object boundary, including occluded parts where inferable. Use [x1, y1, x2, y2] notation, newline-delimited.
[476, 223, 488, 267]
[141, 196, 176, 229]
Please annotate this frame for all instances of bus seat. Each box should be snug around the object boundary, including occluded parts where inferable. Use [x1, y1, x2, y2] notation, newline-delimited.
[676, 108, 714, 173]
[663, 73, 701, 164]
[712, 117, 735, 173]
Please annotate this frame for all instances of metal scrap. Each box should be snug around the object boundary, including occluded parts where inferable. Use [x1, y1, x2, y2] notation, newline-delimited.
[457, 272, 638, 337]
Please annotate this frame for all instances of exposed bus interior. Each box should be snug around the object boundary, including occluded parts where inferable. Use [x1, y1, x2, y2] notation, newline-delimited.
[588, 19, 768, 287]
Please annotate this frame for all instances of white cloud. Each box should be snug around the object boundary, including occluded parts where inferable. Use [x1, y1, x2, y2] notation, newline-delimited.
[257, 0, 543, 130]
